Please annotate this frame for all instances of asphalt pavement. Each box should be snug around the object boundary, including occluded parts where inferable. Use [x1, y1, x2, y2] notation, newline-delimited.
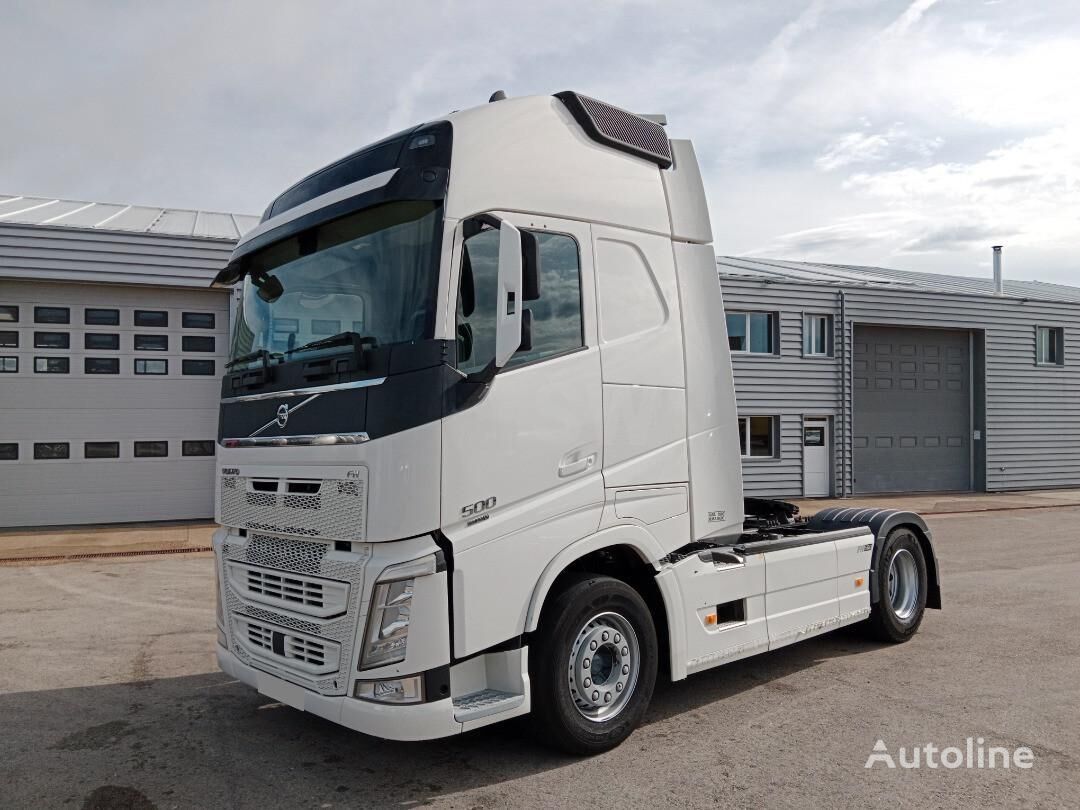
[1, 506, 1078, 808]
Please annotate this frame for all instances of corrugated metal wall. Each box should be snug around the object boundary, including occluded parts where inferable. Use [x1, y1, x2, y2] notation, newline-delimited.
[0, 224, 234, 287]
[721, 275, 1080, 497]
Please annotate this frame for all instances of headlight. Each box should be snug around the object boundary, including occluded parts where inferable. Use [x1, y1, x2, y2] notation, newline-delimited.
[359, 553, 439, 671]
[361, 578, 414, 669]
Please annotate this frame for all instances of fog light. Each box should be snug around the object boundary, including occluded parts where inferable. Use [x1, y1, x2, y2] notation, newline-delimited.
[217, 627, 228, 650]
[353, 675, 424, 704]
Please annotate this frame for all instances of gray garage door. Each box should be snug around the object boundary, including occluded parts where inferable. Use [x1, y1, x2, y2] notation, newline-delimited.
[853, 326, 970, 493]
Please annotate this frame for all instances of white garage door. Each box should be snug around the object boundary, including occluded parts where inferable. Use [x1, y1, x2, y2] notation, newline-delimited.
[0, 280, 229, 527]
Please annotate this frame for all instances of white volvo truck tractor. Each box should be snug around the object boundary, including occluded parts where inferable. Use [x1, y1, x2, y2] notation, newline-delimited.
[210, 91, 941, 754]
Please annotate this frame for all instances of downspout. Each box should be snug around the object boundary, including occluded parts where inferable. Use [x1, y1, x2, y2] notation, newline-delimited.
[839, 288, 848, 498]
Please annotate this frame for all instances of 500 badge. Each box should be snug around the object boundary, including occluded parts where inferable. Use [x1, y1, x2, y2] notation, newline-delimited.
[461, 496, 497, 523]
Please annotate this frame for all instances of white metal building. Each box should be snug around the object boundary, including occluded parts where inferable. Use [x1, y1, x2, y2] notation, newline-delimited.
[0, 195, 258, 527]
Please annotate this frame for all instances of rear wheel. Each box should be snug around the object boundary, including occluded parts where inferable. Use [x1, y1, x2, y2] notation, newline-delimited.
[529, 574, 657, 755]
[866, 527, 928, 642]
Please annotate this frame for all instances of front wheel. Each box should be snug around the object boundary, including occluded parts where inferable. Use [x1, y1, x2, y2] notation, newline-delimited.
[865, 527, 928, 643]
[529, 574, 657, 755]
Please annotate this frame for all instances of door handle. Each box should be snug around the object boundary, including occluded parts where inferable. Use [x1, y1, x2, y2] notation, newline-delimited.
[558, 452, 597, 478]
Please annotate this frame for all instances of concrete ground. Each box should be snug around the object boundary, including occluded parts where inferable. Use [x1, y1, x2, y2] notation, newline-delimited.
[790, 487, 1080, 517]
[1, 507, 1078, 809]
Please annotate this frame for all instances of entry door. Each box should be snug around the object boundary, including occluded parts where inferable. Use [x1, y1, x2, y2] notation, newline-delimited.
[441, 215, 605, 657]
[802, 417, 831, 497]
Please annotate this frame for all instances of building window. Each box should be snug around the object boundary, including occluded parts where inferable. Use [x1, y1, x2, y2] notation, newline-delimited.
[182, 359, 215, 375]
[182, 312, 215, 329]
[85, 308, 120, 325]
[182, 335, 215, 352]
[134, 358, 167, 375]
[0, 357, 17, 373]
[0, 330, 17, 347]
[182, 440, 215, 457]
[738, 416, 776, 458]
[134, 441, 168, 458]
[727, 312, 776, 354]
[34, 331, 70, 349]
[34, 357, 69, 374]
[85, 357, 120, 374]
[34, 442, 70, 460]
[85, 333, 120, 350]
[804, 314, 833, 357]
[0, 443, 17, 460]
[85, 441, 120, 459]
[312, 318, 341, 335]
[0, 305, 18, 322]
[134, 310, 168, 327]
[1036, 326, 1064, 365]
[134, 334, 168, 351]
[34, 306, 70, 324]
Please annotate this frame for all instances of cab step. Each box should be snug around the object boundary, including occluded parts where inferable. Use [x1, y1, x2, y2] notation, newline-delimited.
[453, 689, 525, 722]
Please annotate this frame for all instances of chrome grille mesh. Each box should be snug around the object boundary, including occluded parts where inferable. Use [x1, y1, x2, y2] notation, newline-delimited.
[219, 471, 368, 542]
[221, 533, 370, 695]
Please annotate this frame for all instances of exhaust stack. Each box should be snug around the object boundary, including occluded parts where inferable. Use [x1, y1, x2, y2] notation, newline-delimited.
[992, 245, 1003, 296]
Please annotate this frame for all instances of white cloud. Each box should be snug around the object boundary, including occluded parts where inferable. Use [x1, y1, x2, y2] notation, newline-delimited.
[815, 124, 943, 171]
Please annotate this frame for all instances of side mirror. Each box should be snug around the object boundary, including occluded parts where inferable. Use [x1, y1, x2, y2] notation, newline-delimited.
[494, 221, 523, 368]
[521, 230, 540, 301]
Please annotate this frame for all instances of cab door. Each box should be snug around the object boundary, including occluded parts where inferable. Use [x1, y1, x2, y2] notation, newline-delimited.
[441, 214, 604, 657]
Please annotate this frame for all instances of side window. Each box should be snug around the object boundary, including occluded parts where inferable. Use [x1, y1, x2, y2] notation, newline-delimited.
[455, 224, 500, 375]
[507, 232, 583, 368]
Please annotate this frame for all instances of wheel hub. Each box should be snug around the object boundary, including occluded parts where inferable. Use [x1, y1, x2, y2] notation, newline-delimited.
[567, 612, 639, 722]
[887, 547, 920, 621]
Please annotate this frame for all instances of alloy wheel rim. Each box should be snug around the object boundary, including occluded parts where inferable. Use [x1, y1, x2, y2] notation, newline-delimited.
[887, 548, 920, 621]
[567, 611, 639, 722]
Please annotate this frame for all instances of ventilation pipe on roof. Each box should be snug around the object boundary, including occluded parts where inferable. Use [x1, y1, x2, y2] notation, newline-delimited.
[992, 245, 1003, 296]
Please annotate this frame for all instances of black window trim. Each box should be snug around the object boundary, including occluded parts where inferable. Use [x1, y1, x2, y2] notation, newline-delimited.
[84, 357, 121, 375]
[181, 439, 216, 457]
[0, 442, 19, 461]
[33, 441, 71, 460]
[181, 311, 216, 329]
[84, 332, 121, 350]
[84, 307, 120, 326]
[134, 440, 170, 458]
[133, 334, 169, 351]
[134, 358, 169, 375]
[181, 335, 216, 353]
[34, 356, 70, 374]
[0, 305, 19, 323]
[0, 330, 18, 348]
[134, 309, 169, 327]
[727, 310, 780, 357]
[33, 331, 71, 349]
[33, 306, 71, 325]
[181, 358, 216, 376]
[0, 356, 17, 373]
[84, 441, 121, 459]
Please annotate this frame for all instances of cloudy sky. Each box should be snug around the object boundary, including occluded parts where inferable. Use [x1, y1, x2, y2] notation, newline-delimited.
[3, 0, 1078, 283]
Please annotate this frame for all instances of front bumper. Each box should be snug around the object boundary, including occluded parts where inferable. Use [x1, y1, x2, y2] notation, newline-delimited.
[218, 644, 462, 741]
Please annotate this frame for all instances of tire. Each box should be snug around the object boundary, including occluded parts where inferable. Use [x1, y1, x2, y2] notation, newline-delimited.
[529, 574, 658, 755]
[865, 527, 928, 643]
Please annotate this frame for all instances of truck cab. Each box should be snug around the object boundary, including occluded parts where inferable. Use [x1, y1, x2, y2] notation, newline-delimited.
[211, 92, 940, 753]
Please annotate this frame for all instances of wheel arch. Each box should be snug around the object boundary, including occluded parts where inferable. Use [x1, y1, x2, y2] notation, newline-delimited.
[807, 507, 941, 609]
[524, 526, 675, 675]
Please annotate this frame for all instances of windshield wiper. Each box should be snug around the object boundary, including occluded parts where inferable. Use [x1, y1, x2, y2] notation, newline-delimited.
[284, 331, 378, 358]
[225, 348, 283, 369]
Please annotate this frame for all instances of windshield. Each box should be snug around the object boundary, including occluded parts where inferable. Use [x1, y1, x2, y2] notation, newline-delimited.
[229, 200, 442, 366]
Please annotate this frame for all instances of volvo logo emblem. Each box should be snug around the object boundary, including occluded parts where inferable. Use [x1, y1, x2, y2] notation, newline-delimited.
[247, 393, 321, 439]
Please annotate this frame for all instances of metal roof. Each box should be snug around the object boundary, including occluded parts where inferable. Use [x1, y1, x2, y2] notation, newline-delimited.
[717, 256, 1080, 305]
[0, 194, 259, 240]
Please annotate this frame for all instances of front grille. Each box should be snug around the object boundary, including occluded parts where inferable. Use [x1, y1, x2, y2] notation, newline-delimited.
[249, 567, 324, 608]
[219, 470, 368, 542]
[233, 615, 340, 676]
[226, 559, 351, 619]
[221, 533, 370, 695]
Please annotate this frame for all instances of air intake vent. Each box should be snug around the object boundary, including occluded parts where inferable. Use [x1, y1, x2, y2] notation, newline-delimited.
[555, 91, 672, 168]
